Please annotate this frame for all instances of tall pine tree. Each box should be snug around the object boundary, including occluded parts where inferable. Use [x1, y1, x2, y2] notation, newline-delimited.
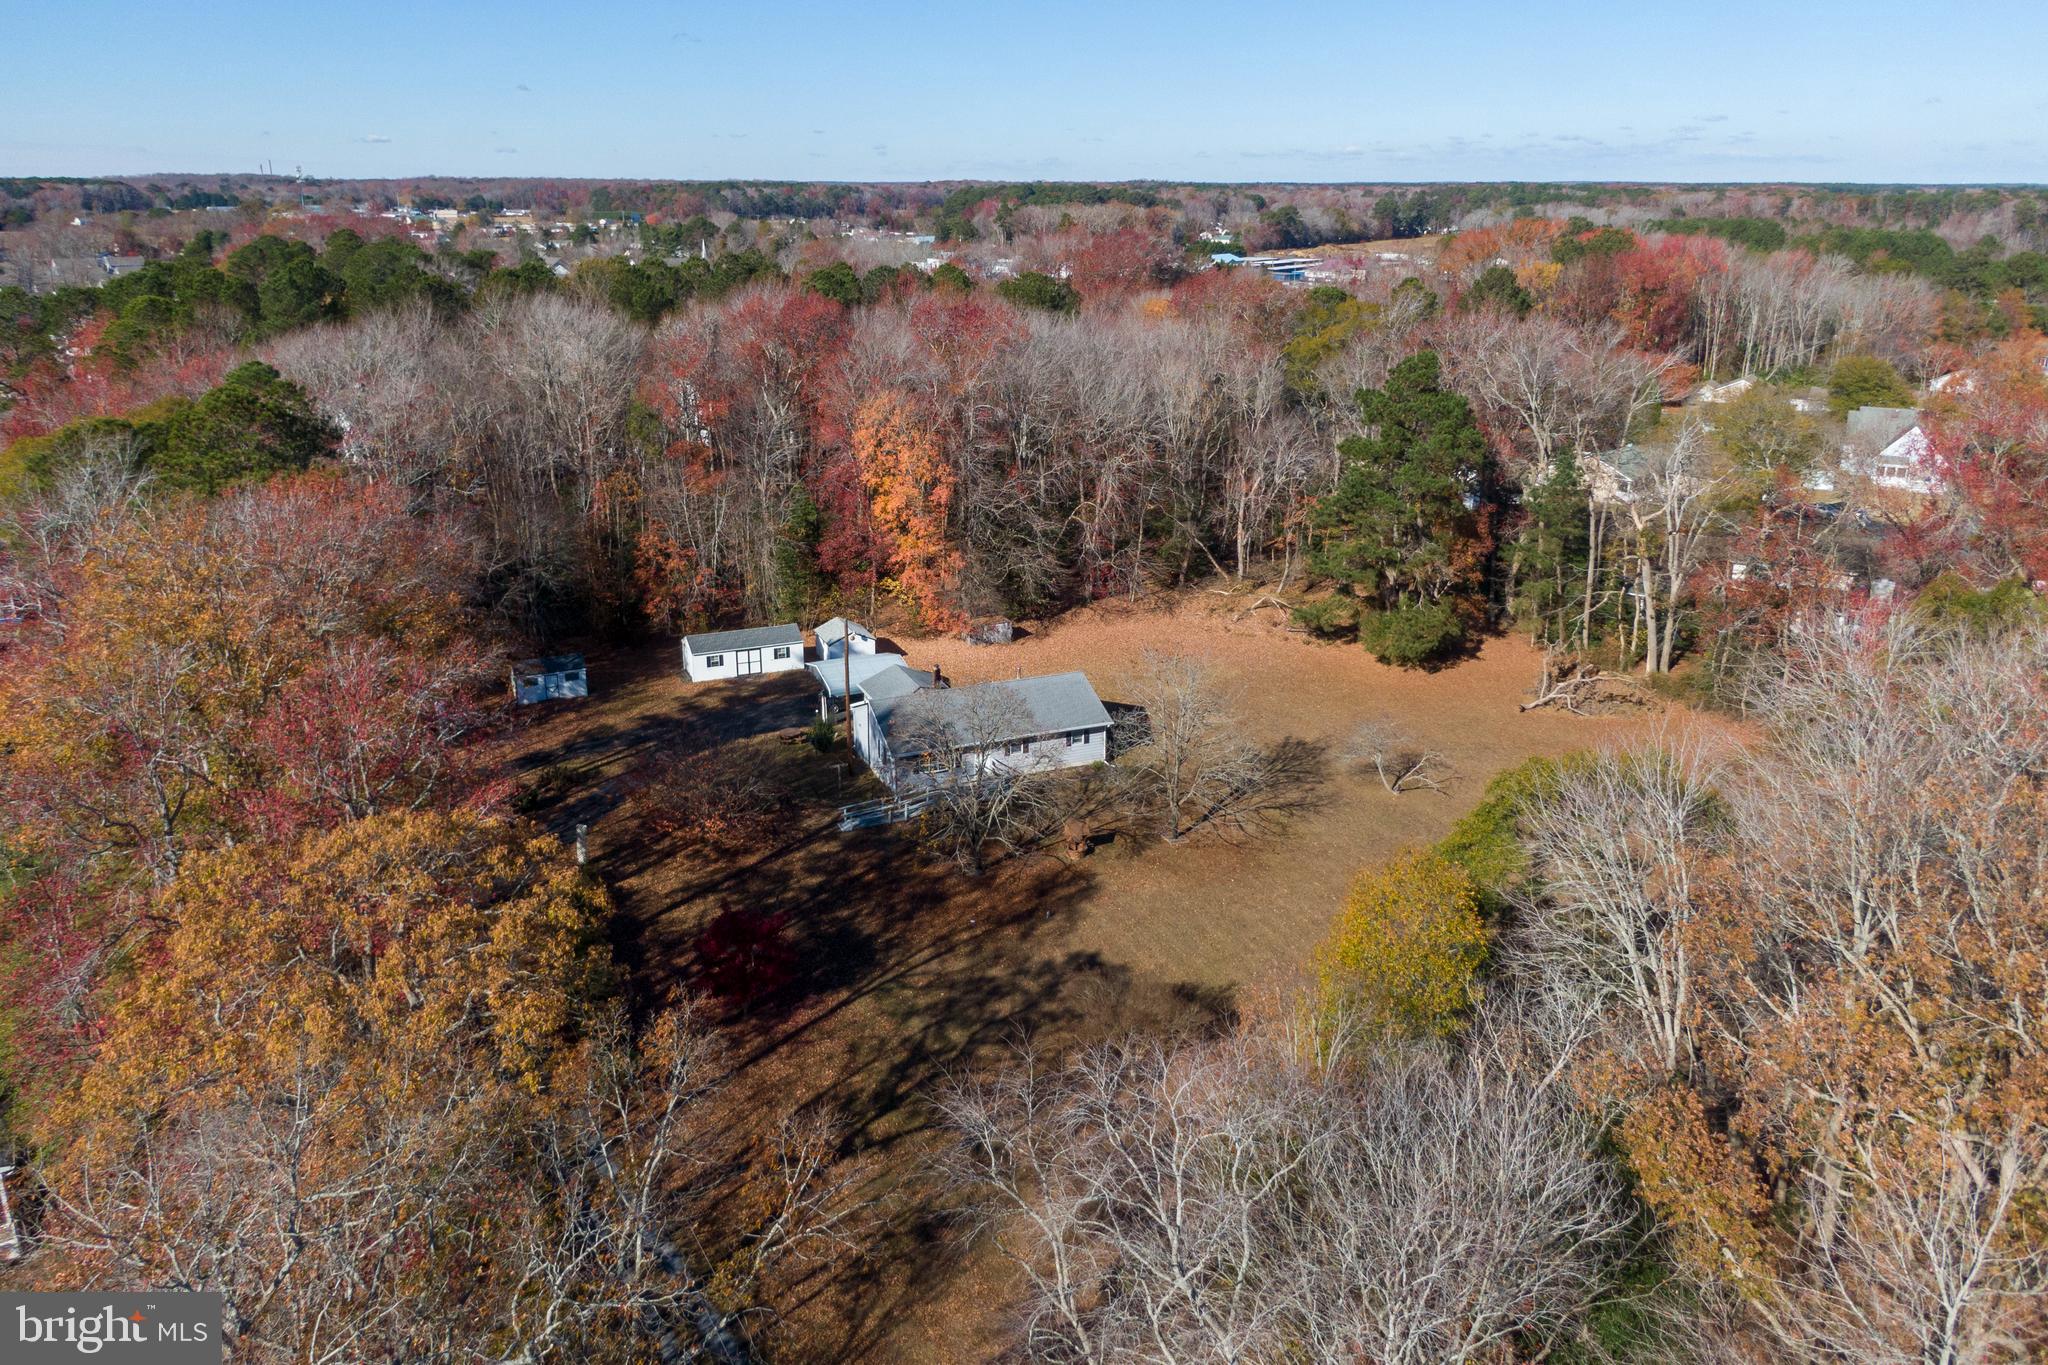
[1515, 449, 1591, 647]
[1311, 351, 1490, 665]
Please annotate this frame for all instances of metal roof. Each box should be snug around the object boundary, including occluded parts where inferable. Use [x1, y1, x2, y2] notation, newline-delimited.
[871, 671, 1111, 756]
[1845, 406, 1920, 448]
[682, 623, 802, 654]
[808, 652, 926, 699]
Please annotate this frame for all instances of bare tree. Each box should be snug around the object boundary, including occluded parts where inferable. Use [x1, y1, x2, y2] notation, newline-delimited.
[1513, 729, 1725, 1078]
[890, 682, 1055, 875]
[1120, 651, 1326, 842]
[1343, 715, 1453, 794]
[935, 1001, 1635, 1364]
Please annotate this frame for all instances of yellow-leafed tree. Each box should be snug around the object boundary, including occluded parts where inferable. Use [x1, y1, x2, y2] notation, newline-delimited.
[1315, 848, 1488, 1045]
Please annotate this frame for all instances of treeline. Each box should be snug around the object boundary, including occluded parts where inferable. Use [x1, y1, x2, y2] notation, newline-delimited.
[1657, 214, 2048, 308]
[8, 209, 2045, 685]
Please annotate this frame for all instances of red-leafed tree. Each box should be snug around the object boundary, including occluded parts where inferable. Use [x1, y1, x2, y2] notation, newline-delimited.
[1920, 333, 2048, 584]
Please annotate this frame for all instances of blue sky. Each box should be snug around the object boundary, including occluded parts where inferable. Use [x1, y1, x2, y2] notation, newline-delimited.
[5, 0, 2046, 184]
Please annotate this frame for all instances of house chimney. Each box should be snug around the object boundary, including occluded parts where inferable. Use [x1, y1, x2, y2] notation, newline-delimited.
[931, 662, 946, 689]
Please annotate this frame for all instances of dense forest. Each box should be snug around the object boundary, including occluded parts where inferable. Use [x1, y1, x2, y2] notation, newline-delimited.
[3, 176, 2047, 1360]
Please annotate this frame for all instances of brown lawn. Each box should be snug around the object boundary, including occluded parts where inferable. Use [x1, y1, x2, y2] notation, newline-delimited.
[494, 593, 1647, 1361]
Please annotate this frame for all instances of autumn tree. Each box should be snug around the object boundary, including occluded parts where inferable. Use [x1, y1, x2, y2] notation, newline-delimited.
[22, 812, 856, 1361]
[1314, 849, 1487, 1051]
[852, 388, 965, 630]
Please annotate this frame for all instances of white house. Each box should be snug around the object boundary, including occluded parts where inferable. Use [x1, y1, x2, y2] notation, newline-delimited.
[814, 616, 878, 659]
[1841, 406, 1942, 494]
[1693, 376, 1756, 405]
[680, 624, 805, 683]
[851, 669, 1113, 791]
[512, 654, 588, 705]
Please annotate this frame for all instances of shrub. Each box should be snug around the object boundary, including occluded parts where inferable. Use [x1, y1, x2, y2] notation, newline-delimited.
[1358, 602, 1464, 667]
[694, 904, 797, 1004]
[804, 718, 839, 752]
[1291, 595, 1359, 639]
[996, 271, 1080, 314]
[1911, 572, 2046, 637]
[1434, 754, 1581, 914]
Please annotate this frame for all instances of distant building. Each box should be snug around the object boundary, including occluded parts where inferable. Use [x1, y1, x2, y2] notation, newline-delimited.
[98, 253, 146, 279]
[814, 616, 877, 659]
[1841, 406, 1941, 494]
[1693, 377, 1756, 405]
[1578, 443, 1655, 505]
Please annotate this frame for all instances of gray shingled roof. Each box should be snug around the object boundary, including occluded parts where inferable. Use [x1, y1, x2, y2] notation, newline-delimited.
[808, 653, 927, 699]
[871, 671, 1110, 756]
[683, 623, 802, 654]
[1846, 406, 1920, 449]
[859, 663, 933, 701]
[813, 616, 874, 647]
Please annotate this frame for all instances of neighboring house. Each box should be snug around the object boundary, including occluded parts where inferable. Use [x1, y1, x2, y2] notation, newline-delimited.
[680, 623, 804, 683]
[98, 253, 146, 279]
[512, 654, 588, 705]
[1693, 377, 1756, 405]
[1841, 406, 1941, 494]
[852, 670, 1113, 791]
[1577, 443, 1654, 505]
[814, 616, 878, 659]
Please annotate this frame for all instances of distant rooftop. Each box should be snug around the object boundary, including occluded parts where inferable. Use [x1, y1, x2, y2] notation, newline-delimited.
[1845, 406, 1920, 449]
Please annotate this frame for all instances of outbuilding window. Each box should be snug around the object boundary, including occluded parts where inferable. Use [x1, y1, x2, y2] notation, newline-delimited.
[704, 653, 724, 667]
[772, 645, 792, 659]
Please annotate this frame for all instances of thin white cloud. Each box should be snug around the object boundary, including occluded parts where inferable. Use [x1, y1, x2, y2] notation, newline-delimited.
[360, 134, 391, 144]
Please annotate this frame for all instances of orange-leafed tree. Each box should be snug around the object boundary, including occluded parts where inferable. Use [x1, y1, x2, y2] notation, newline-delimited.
[852, 389, 965, 630]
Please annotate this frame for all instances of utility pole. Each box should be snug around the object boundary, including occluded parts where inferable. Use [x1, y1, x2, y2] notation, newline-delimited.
[840, 624, 853, 753]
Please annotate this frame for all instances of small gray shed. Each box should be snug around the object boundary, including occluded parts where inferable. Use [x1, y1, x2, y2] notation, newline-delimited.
[512, 654, 589, 705]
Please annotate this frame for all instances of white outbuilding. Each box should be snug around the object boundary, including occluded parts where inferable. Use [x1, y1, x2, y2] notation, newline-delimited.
[814, 616, 878, 659]
[680, 624, 805, 683]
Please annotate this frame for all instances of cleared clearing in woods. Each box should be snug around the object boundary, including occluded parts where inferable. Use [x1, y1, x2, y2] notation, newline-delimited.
[496, 592, 1640, 1361]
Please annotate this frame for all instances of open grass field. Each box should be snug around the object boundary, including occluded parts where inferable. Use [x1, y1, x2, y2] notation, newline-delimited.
[494, 592, 1648, 1360]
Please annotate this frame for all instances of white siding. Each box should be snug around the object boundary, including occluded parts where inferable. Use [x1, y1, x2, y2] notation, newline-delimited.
[862, 722, 1109, 791]
[681, 640, 804, 683]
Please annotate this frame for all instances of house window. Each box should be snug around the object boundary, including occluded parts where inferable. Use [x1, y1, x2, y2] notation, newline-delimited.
[704, 653, 724, 667]
[772, 646, 791, 660]
[1004, 740, 1028, 756]
[1066, 731, 1084, 747]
